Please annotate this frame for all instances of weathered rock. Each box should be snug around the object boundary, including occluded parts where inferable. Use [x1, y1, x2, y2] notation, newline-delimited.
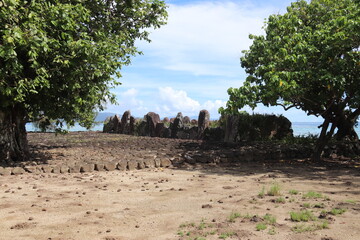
[203, 127, 224, 141]
[144, 159, 155, 168]
[103, 115, 121, 133]
[69, 165, 81, 173]
[120, 110, 132, 134]
[80, 164, 95, 173]
[171, 112, 183, 138]
[12, 167, 26, 175]
[52, 165, 61, 174]
[137, 160, 145, 169]
[24, 166, 42, 174]
[145, 112, 160, 137]
[136, 120, 147, 136]
[129, 116, 135, 135]
[160, 158, 172, 168]
[163, 117, 170, 123]
[104, 162, 117, 171]
[117, 161, 127, 171]
[224, 115, 240, 142]
[95, 163, 105, 171]
[183, 116, 191, 125]
[190, 119, 198, 125]
[155, 123, 165, 138]
[60, 165, 69, 174]
[160, 127, 171, 138]
[0, 167, 12, 176]
[154, 158, 161, 168]
[198, 110, 210, 139]
[42, 166, 53, 173]
[127, 161, 138, 170]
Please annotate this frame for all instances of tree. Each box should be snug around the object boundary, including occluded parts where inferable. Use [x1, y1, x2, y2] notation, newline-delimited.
[0, 0, 167, 162]
[221, 0, 359, 160]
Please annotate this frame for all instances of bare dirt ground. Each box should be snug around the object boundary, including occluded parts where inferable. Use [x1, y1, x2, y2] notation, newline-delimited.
[0, 132, 360, 240]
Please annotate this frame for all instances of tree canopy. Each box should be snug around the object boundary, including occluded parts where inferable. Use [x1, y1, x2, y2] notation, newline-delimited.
[222, 0, 359, 159]
[0, 0, 167, 161]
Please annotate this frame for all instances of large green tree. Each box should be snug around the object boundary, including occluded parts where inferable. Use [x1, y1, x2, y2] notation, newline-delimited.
[222, 0, 359, 160]
[0, 0, 167, 162]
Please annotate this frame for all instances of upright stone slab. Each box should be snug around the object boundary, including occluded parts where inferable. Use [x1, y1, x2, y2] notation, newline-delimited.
[155, 123, 165, 137]
[120, 110, 131, 134]
[183, 116, 190, 125]
[198, 110, 210, 139]
[103, 115, 121, 133]
[224, 115, 240, 142]
[171, 112, 183, 138]
[145, 112, 160, 137]
[129, 116, 135, 135]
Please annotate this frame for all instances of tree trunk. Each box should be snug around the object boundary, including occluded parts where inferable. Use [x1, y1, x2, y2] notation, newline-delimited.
[0, 105, 29, 163]
[335, 114, 359, 140]
[312, 119, 330, 161]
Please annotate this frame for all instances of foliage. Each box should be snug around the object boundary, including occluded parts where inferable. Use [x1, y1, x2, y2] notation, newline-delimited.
[0, 0, 167, 128]
[267, 183, 281, 196]
[228, 212, 241, 222]
[222, 0, 360, 157]
[289, 189, 299, 195]
[290, 210, 317, 222]
[302, 191, 323, 199]
[256, 223, 267, 231]
[291, 221, 329, 233]
[329, 208, 346, 215]
[258, 186, 266, 198]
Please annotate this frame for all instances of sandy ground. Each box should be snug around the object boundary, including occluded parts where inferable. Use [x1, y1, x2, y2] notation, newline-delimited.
[1, 132, 360, 240]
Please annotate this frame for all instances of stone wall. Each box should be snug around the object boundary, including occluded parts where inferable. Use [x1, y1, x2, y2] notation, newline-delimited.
[103, 110, 293, 142]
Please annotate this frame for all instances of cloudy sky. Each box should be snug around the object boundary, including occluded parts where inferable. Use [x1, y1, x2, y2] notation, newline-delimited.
[105, 0, 319, 122]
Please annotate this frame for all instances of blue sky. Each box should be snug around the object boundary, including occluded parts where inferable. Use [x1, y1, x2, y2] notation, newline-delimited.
[105, 0, 319, 122]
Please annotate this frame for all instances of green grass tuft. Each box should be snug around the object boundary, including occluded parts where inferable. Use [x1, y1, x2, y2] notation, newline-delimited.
[289, 189, 299, 195]
[268, 183, 281, 196]
[256, 223, 267, 231]
[290, 210, 317, 222]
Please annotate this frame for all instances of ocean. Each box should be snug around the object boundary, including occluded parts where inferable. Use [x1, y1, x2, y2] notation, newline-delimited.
[25, 122, 360, 137]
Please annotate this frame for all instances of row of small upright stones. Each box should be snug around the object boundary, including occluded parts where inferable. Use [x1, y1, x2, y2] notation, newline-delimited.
[103, 109, 211, 139]
[0, 158, 172, 176]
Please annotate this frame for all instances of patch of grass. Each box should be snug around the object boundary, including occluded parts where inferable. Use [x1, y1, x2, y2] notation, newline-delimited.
[243, 213, 254, 219]
[193, 237, 206, 240]
[219, 232, 236, 239]
[267, 183, 281, 196]
[289, 189, 299, 195]
[228, 212, 241, 222]
[268, 227, 276, 235]
[302, 191, 323, 199]
[290, 210, 317, 222]
[263, 214, 276, 225]
[291, 221, 329, 233]
[302, 203, 311, 208]
[258, 186, 265, 198]
[313, 203, 325, 208]
[275, 197, 286, 203]
[198, 219, 207, 230]
[256, 223, 267, 231]
[329, 208, 346, 215]
[177, 231, 184, 237]
[344, 199, 357, 204]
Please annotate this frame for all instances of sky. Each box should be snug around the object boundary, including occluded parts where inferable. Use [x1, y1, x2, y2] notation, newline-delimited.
[105, 0, 320, 122]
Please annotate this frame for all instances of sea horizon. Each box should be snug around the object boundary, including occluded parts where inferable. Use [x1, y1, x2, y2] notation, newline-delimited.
[25, 121, 360, 137]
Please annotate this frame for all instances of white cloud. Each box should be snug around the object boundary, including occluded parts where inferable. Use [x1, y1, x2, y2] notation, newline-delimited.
[157, 87, 225, 118]
[159, 86, 201, 114]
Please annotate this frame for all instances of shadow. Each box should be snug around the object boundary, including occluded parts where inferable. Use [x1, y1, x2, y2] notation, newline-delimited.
[20, 132, 360, 186]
